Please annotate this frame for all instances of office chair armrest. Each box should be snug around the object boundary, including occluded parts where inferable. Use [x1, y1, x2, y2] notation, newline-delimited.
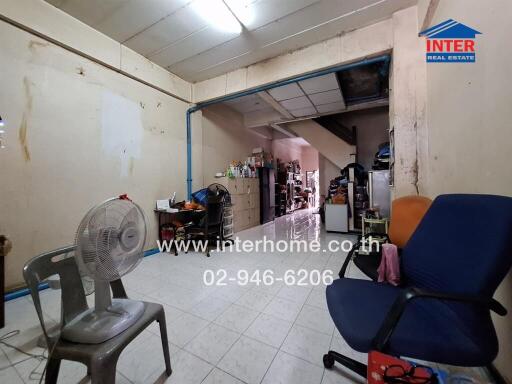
[373, 287, 507, 350]
[338, 242, 361, 278]
[338, 233, 390, 278]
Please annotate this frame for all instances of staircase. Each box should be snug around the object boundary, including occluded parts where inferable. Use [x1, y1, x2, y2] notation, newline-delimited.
[285, 119, 356, 169]
[314, 116, 357, 146]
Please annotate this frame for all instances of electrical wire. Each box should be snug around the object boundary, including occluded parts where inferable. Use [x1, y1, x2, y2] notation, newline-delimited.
[0, 329, 60, 382]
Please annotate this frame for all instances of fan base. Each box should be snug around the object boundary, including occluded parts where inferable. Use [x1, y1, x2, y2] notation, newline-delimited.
[61, 299, 145, 344]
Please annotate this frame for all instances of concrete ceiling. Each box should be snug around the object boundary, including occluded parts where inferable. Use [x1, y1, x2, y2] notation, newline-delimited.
[45, 0, 415, 82]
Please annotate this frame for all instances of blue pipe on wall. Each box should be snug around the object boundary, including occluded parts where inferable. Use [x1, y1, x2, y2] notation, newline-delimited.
[186, 54, 391, 198]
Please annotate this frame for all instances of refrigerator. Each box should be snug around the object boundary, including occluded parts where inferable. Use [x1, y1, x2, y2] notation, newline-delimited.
[367, 170, 391, 218]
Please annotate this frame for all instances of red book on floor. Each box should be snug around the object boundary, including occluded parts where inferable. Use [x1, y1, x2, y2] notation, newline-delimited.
[368, 351, 435, 384]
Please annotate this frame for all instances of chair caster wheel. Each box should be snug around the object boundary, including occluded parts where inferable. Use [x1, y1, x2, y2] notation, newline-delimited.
[206, 253, 210, 257]
[323, 354, 335, 369]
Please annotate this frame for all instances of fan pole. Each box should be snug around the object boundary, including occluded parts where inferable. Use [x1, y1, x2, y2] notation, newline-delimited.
[94, 280, 112, 312]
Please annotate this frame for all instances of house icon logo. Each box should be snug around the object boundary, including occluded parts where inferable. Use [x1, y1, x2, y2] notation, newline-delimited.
[419, 19, 481, 63]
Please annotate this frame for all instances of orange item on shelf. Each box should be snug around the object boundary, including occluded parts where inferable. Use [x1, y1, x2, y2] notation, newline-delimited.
[332, 194, 346, 204]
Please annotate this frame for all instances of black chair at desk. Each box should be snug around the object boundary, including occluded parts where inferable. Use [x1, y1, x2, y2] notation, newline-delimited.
[184, 195, 225, 257]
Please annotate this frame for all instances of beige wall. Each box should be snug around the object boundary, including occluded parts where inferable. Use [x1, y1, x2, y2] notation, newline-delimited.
[272, 139, 319, 184]
[272, 138, 303, 164]
[0, 0, 191, 102]
[421, 0, 512, 380]
[338, 107, 389, 170]
[0, 20, 197, 288]
[301, 146, 319, 172]
[201, 105, 271, 187]
[318, 155, 342, 198]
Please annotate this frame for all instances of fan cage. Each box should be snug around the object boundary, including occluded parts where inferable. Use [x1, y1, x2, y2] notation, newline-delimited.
[75, 198, 147, 281]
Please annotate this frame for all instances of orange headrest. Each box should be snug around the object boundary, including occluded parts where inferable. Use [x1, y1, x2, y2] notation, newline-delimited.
[388, 196, 432, 248]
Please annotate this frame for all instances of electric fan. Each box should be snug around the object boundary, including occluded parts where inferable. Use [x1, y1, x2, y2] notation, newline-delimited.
[61, 196, 147, 344]
[207, 183, 231, 205]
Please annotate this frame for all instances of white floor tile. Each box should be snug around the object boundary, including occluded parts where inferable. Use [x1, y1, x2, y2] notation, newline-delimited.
[235, 290, 273, 311]
[321, 367, 366, 384]
[244, 313, 292, 348]
[167, 313, 209, 347]
[306, 288, 329, 311]
[214, 304, 259, 333]
[217, 336, 277, 384]
[210, 285, 249, 303]
[262, 351, 324, 384]
[281, 324, 332, 367]
[53, 360, 88, 384]
[295, 305, 334, 335]
[184, 323, 239, 365]
[0, 323, 51, 365]
[188, 296, 231, 321]
[262, 297, 302, 322]
[163, 349, 213, 384]
[147, 303, 186, 336]
[147, 283, 206, 311]
[5, 210, 462, 384]
[118, 332, 180, 383]
[202, 368, 245, 384]
[0, 349, 24, 384]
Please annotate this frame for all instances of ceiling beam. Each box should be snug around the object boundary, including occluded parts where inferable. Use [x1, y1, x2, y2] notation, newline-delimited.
[270, 123, 297, 138]
[246, 126, 273, 140]
[257, 91, 294, 119]
[420, 0, 440, 33]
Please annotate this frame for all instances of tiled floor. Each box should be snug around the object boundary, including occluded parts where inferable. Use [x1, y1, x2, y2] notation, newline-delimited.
[0, 209, 476, 384]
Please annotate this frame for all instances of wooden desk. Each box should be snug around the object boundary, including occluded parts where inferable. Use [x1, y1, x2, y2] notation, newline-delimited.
[154, 209, 205, 254]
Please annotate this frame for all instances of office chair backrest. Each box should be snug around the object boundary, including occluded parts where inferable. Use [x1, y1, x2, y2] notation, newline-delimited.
[206, 195, 224, 227]
[388, 196, 432, 248]
[402, 194, 512, 297]
[23, 245, 88, 345]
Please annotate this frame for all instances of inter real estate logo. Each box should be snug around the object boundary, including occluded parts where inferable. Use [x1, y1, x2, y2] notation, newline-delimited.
[419, 19, 481, 63]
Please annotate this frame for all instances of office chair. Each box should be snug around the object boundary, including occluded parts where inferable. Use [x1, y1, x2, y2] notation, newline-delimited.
[185, 194, 225, 257]
[325, 194, 512, 378]
[340, 195, 432, 280]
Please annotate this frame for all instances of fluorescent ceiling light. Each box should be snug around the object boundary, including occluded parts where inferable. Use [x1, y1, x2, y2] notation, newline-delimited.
[191, 0, 242, 34]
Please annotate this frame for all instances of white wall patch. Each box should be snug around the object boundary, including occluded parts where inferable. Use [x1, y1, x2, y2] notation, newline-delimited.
[101, 91, 143, 177]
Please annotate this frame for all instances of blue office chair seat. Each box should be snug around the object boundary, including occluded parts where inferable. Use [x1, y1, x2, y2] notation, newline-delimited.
[327, 278, 497, 366]
[324, 194, 512, 378]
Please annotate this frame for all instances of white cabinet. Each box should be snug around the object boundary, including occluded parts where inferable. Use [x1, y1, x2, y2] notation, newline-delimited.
[325, 203, 348, 233]
[217, 177, 260, 233]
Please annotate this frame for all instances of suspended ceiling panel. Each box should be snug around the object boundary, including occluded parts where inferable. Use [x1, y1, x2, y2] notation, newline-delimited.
[267, 83, 304, 101]
[223, 93, 272, 114]
[298, 73, 339, 94]
[222, 60, 389, 125]
[45, 0, 416, 82]
[267, 72, 345, 117]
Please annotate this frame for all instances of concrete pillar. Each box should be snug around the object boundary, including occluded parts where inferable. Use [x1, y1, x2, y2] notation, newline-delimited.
[390, 6, 428, 197]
